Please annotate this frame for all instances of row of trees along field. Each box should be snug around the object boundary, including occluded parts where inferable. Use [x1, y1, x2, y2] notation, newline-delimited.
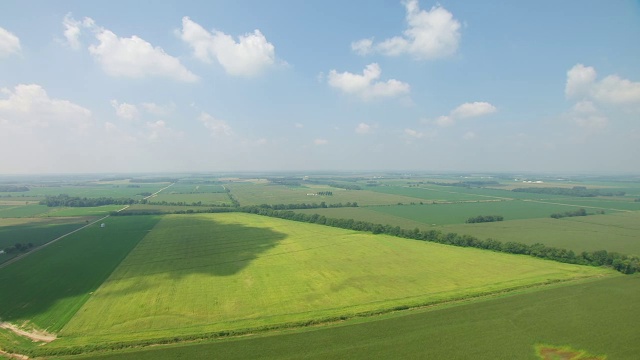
[465, 215, 504, 223]
[2, 242, 34, 254]
[40, 194, 135, 207]
[513, 186, 626, 197]
[111, 205, 640, 275]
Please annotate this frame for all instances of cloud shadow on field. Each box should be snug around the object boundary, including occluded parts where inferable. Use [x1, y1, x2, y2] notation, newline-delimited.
[109, 215, 288, 279]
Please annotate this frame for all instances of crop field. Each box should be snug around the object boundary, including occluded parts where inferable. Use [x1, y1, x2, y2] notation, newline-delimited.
[295, 207, 430, 230]
[52, 213, 609, 347]
[442, 211, 640, 255]
[0, 217, 93, 263]
[0, 204, 51, 218]
[1, 183, 168, 199]
[366, 200, 612, 226]
[227, 182, 424, 206]
[166, 183, 226, 193]
[0, 216, 161, 332]
[61, 274, 640, 360]
[148, 192, 230, 206]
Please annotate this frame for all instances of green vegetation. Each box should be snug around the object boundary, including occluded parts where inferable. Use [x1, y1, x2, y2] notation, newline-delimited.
[51, 213, 608, 349]
[59, 275, 639, 360]
[0, 216, 160, 333]
[465, 215, 503, 223]
[550, 208, 588, 219]
[41, 194, 135, 207]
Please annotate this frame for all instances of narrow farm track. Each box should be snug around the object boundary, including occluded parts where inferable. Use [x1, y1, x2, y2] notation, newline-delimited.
[143, 183, 175, 200]
[0, 205, 130, 270]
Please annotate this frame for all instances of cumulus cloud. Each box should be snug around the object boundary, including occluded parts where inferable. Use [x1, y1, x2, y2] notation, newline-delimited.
[327, 63, 410, 100]
[141, 102, 175, 116]
[0, 84, 91, 130]
[404, 128, 424, 139]
[355, 122, 372, 134]
[0, 27, 21, 57]
[352, 1, 461, 60]
[88, 27, 198, 82]
[61, 14, 93, 50]
[179, 17, 277, 77]
[198, 112, 232, 137]
[110, 100, 139, 120]
[568, 100, 608, 130]
[434, 101, 497, 127]
[146, 120, 182, 141]
[314, 138, 328, 145]
[565, 64, 640, 105]
[62, 14, 197, 82]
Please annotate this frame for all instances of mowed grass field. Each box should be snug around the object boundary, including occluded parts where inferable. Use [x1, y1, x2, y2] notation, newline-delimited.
[148, 192, 230, 206]
[0, 216, 161, 332]
[56, 213, 610, 346]
[62, 275, 639, 360]
[443, 211, 640, 255]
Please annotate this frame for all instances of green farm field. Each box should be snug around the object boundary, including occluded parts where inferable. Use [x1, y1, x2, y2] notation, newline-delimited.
[59, 274, 639, 360]
[0, 217, 93, 263]
[0, 216, 161, 332]
[53, 213, 610, 347]
[227, 182, 424, 206]
[148, 192, 230, 206]
[443, 211, 640, 255]
[1, 183, 168, 199]
[365, 200, 615, 225]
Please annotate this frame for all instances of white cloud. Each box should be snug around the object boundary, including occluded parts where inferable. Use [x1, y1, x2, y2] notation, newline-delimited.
[294, 123, 304, 128]
[355, 122, 372, 134]
[146, 120, 182, 141]
[0, 84, 91, 130]
[566, 64, 640, 105]
[569, 101, 608, 130]
[314, 138, 328, 145]
[198, 112, 232, 137]
[179, 17, 277, 77]
[351, 38, 373, 56]
[62, 14, 82, 49]
[435, 115, 454, 127]
[0, 27, 21, 58]
[86, 21, 198, 82]
[404, 128, 424, 139]
[434, 101, 497, 127]
[353, 1, 461, 60]
[141, 102, 175, 116]
[451, 102, 497, 119]
[110, 100, 139, 120]
[327, 63, 410, 100]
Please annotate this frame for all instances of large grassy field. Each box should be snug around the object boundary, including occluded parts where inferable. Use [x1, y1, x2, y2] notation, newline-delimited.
[53, 213, 610, 347]
[443, 211, 640, 255]
[61, 275, 639, 360]
[0, 216, 161, 332]
[148, 192, 231, 206]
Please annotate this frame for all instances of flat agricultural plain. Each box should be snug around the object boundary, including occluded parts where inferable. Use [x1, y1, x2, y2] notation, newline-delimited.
[52, 213, 610, 346]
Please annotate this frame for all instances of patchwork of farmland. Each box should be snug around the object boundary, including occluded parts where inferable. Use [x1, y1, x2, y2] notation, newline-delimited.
[0, 174, 639, 358]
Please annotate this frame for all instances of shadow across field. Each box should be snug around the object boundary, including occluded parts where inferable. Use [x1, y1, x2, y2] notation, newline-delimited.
[105, 215, 288, 279]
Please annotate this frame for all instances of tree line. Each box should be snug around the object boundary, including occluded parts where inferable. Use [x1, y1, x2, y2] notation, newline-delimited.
[111, 204, 638, 275]
[465, 215, 504, 223]
[550, 208, 588, 219]
[41, 194, 135, 207]
[2, 242, 35, 254]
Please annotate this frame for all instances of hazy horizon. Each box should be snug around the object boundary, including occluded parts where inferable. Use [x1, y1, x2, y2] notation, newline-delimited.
[1, 1, 639, 174]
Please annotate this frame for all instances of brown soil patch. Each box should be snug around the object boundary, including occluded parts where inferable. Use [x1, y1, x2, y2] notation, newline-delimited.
[0, 322, 56, 343]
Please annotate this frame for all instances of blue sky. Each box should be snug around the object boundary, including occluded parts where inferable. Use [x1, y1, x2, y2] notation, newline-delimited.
[1, 0, 639, 174]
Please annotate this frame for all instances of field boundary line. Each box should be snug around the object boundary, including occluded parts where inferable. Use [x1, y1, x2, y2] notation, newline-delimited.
[0, 205, 129, 270]
[412, 186, 515, 201]
[522, 199, 632, 212]
[143, 183, 175, 200]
